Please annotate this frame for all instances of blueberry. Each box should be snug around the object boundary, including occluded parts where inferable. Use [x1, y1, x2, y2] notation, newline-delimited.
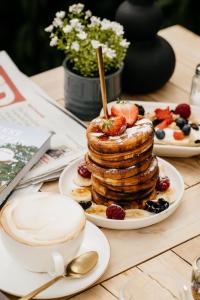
[175, 117, 188, 129]
[135, 104, 145, 116]
[155, 129, 165, 140]
[191, 123, 199, 131]
[182, 124, 191, 136]
[79, 201, 92, 210]
[195, 140, 200, 144]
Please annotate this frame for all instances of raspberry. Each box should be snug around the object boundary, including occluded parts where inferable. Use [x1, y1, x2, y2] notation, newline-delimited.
[106, 204, 125, 220]
[175, 103, 191, 119]
[156, 176, 170, 192]
[78, 161, 91, 179]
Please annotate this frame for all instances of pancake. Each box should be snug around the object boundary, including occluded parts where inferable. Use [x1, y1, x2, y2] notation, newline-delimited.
[85, 153, 153, 180]
[93, 156, 158, 187]
[92, 176, 155, 201]
[87, 117, 153, 154]
[88, 138, 153, 161]
[87, 145, 153, 169]
[92, 188, 157, 209]
[92, 172, 158, 193]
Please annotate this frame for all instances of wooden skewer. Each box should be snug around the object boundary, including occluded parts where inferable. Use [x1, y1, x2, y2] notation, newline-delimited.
[96, 47, 109, 119]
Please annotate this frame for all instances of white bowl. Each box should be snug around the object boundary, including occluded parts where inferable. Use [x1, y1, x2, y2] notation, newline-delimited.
[102, 101, 200, 158]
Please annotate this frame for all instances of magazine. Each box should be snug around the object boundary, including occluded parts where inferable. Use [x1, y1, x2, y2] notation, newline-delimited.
[0, 51, 87, 190]
[0, 122, 51, 203]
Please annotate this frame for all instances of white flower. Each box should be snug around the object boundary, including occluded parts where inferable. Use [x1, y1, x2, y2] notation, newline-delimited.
[89, 16, 101, 27]
[101, 18, 112, 30]
[111, 21, 124, 36]
[102, 45, 116, 59]
[85, 10, 92, 19]
[70, 18, 83, 31]
[77, 31, 87, 40]
[69, 3, 84, 14]
[56, 11, 65, 19]
[120, 39, 130, 48]
[71, 41, 80, 52]
[63, 25, 72, 33]
[53, 17, 63, 28]
[91, 40, 102, 49]
[50, 36, 58, 47]
[45, 25, 53, 32]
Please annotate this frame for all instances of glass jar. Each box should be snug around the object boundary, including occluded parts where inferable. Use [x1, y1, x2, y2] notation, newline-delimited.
[190, 64, 200, 106]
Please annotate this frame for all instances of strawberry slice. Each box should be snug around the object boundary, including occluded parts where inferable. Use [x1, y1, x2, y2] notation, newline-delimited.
[100, 116, 127, 136]
[155, 106, 172, 120]
[111, 100, 138, 127]
[156, 117, 173, 130]
[173, 131, 185, 140]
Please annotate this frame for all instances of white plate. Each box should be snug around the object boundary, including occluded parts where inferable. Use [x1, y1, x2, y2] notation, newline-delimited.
[102, 101, 200, 157]
[59, 157, 184, 230]
[0, 221, 110, 299]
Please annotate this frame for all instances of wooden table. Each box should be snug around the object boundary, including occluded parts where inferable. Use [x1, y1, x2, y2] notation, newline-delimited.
[7, 25, 200, 299]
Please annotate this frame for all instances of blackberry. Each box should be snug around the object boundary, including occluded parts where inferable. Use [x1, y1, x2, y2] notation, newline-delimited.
[79, 201, 92, 210]
[157, 198, 169, 210]
[135, 104, 145, 116]
[144, 198, 169, 214]
[195, 140, 200, 144]
[152, 119, 162, 127]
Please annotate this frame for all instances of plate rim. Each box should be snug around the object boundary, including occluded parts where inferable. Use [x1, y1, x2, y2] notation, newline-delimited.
[0, 221, 110, 299]
[59, 156, 184, 229]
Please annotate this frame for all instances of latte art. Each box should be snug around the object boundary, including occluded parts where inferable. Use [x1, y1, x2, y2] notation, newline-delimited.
[0, 193, 85, 246]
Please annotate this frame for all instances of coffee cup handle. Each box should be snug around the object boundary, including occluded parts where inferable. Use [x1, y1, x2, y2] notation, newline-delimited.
[48, 252, 65, 277]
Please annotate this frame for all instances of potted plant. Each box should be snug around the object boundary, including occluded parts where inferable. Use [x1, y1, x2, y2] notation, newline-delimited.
[45, 3, 130, 120]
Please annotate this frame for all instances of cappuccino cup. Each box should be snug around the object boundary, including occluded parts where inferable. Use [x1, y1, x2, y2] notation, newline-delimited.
[0, 192, 86, 276]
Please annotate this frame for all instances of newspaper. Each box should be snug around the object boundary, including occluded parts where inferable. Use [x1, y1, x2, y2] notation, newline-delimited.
[0, 51, 87, 190]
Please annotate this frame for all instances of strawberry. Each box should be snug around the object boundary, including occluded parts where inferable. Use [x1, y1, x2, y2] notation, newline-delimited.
[111, 100, 138, 127]
[173, 131, 185, 140]
[156, 117, 173, 129]
[155, 106, 172, 120]
[100, 116, 127, 136]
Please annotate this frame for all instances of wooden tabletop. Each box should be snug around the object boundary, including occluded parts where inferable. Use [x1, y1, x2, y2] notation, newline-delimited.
[8, 25, 200, 299]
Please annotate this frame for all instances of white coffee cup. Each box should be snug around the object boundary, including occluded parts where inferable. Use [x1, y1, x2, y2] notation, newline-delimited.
[0, 192, 86, 276]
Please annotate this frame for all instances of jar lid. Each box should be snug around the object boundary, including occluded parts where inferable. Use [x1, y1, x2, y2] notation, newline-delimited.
[196, 64, 200, 75]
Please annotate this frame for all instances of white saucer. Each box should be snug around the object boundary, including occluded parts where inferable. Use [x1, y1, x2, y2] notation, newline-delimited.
[59, 157, 184, 230]
[101, 100, 200, 157]
[0, 221, 110, 299]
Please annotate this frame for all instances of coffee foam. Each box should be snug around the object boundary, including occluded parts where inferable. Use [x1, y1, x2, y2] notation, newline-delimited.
[0, 193, 85, 246]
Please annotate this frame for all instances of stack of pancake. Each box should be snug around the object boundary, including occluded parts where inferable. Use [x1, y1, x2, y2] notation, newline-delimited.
[86, 117, 159, 209]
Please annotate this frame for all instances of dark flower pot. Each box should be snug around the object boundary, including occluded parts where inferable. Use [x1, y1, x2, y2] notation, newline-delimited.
[63, 58, 123, 121]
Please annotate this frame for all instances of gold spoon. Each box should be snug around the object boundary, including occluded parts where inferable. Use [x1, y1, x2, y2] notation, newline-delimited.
[19, 251, 98, 300]
[96, 46, 109, 119]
